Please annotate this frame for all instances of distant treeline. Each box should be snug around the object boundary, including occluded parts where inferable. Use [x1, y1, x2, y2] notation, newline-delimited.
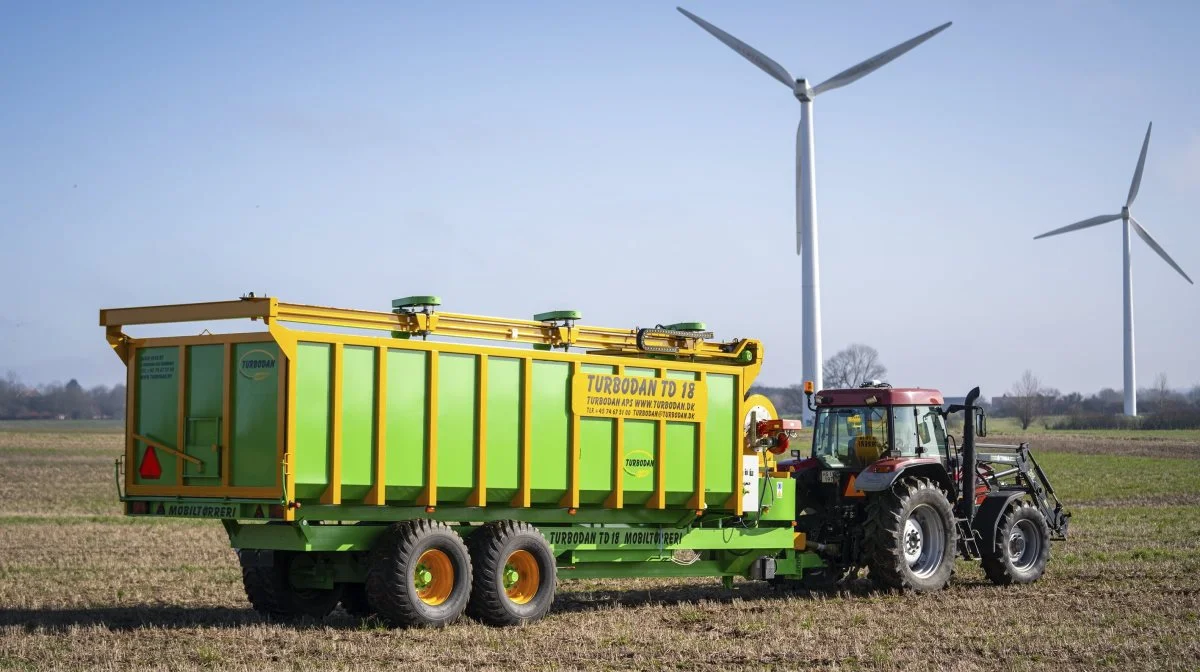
[751, 382, 1200, 430]
[0, 375, 125, 420]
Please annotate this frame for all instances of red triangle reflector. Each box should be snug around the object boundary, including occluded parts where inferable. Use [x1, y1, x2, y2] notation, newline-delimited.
[139, 445, 163, 479]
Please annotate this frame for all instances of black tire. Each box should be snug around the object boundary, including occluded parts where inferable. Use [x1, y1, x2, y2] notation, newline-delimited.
[339, 582, 373, 617]
[981, 501, 1051, 585]
[366, 520, 472, 628]
[466, 521, 557, 626]
[238, 550, 343, 620]
[864, 477, 957, 592]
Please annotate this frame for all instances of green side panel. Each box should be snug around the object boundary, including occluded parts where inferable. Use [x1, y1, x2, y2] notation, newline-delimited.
[530, 360, 569, 503]
[578, 363, 616, 505]
[340, 346, 376, 501]
[231, 342, 279, 489]
[183, 345, 223, 486]
[436, 353, 477, 501]
[384, 349, 427, 501]
[294, 343, 331, 499]
[664, 369, 698, 507]
[485, 357, 521, 502]
[621, 366, 657, 506]
[704, 373, 737, 507]
[134, 347, 179, 485]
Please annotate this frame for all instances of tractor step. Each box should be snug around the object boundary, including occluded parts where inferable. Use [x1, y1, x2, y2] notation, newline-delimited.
[956, 519, 981, 559]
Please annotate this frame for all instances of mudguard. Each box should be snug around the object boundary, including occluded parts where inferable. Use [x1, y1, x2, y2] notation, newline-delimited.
[853, 457, 951, 494]
[971, 491, 1026, 554]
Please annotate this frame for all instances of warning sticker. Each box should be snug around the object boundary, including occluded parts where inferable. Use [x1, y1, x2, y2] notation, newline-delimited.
[571, 372, 708, 423]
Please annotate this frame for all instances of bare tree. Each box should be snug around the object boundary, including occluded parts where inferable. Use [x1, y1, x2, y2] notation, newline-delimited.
[1153, 372, 1171, 411]
[824, 344, 887, 389]
[1010, 370, 1044, 430]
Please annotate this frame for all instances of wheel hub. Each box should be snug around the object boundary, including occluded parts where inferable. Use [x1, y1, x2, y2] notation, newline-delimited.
[904, 518, 923, 559]
[413, 549, 454, 606]
[904, 504, 946, 579]
[1009, 531, 1026, 559]
[503, 550, 540, 605]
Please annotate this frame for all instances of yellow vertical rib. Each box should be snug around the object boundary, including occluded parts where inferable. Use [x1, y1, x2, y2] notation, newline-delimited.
[725, 376, 744, 515]
[650, 368, 667, 510]
[470, 354, 488, 507]
[560, 360, 581, 509]
[221, 343, 232, 487]
[322, 343, 343, 504]
[367, 346, 387, 505]
[511, 357, 533, 508]
[689, 371, 707, 511]
[284, 353, 298, 520]
[604, 364, 624, 509]
[125, 346, 137, 492]
[176, 345, 187, 485]
[420, 350, 439, 507]
[274, 347, 286, 491]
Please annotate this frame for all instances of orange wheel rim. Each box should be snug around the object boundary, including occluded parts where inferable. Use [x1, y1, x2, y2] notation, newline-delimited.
[414, 549, 454, 606]
[503, 550, 540, 605]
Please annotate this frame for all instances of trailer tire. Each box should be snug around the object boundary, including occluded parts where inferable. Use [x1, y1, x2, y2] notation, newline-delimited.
[981, 501, 1050, 585]
[466, 521, 556, 626]
[339, 583, 373, 617]
[864, 477, 957, 593]
[238, 550, 343, 620]
[366, 520, 472, 628]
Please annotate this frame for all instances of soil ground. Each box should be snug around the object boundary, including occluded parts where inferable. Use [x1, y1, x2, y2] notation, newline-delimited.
[1, 424, 1198, 671]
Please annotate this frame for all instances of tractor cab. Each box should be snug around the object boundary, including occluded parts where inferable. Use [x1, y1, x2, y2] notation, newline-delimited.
[807, 384, 949, 472]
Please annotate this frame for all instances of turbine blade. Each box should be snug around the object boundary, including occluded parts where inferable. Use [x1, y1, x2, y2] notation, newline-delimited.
[1032, 214, 1122, 240]
[1130, 215, 1194, 284]
[811, 21, 952, 96]
[1126, 121, 1153, 208]
[677, 7, 794, 89]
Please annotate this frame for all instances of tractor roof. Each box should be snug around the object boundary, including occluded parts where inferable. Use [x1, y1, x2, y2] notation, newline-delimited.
[815, 387, 944, 407]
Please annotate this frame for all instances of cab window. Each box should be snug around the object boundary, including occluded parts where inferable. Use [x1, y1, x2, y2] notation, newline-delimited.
[813, 406, 889, 468]
[893, 405, 947, 458]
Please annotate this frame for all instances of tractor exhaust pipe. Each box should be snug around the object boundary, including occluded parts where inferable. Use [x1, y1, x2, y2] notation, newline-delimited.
[959, 386, 981, 523]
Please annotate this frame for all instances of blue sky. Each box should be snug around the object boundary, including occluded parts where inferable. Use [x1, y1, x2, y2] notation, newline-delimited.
[1, 1, 1198, 400]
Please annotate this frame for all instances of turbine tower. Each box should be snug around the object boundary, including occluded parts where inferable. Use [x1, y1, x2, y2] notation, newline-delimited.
[1034, 122, 1193, 416]
[677, 7, 951, 422]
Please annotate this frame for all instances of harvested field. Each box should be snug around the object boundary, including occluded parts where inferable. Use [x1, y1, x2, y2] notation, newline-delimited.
[1, 425, 1198, 671]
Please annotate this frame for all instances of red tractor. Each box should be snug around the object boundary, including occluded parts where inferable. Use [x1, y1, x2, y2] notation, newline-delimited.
[777, 384, 1069, 592]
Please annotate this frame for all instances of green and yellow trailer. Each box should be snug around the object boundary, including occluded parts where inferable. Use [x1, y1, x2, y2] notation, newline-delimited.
[102, 295, 814, 626]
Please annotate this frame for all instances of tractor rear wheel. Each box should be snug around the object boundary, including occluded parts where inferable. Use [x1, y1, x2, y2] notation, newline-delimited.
[981, 501, 1050, 585]
[864, 477, 957, 592]
[366, 520, 472, 627]
[238, 550, 343, 620]
[466, 521, 556, 626]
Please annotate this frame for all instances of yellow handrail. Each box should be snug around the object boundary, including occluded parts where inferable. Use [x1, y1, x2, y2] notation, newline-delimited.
[100, 297, 761, 365]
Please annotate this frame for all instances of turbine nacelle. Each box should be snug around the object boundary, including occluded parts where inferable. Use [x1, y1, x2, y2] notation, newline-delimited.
[793, 78, 812, 102]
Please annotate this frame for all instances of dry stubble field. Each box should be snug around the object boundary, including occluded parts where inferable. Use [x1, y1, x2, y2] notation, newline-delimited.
[1, 424, 1199, 671]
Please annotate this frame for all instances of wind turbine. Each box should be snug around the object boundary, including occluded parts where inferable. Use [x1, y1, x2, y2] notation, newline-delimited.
[1034, 122, 1193, 416]
[677, 7, 951, 422]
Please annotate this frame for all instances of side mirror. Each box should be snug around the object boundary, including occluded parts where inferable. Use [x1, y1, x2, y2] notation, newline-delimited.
[975, 408, 987, 438]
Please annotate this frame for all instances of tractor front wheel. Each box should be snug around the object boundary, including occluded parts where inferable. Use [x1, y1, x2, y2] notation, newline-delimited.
[981, 501, 1051, 585]
[864, 477, 957, 592]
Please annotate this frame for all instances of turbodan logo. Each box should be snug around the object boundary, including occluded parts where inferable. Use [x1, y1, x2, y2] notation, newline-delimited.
[238, 349, 277, 381]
